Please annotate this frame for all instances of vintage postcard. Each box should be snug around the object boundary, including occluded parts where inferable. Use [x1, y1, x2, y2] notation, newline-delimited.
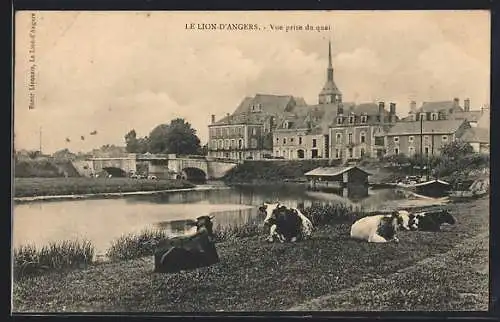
[12, 10, 490, 313]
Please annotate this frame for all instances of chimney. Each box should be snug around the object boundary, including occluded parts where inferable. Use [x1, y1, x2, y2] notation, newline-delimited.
[453, 97, 459, 107]
[410, 100, 417, 112]
[389, 102, 396, 115]
[211, 114, 215, 124]
[378, 101, 385, 114]
[464, 98, 470, 112]
[337, 103, 344, 115]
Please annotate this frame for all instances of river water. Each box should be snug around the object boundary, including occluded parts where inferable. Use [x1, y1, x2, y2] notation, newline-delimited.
[13, 184, 451, 255]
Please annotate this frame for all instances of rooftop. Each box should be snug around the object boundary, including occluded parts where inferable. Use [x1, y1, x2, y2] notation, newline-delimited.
[382, 119, 466, 136]
[304, 166, 371, 177]
[460, 127, 489, 143]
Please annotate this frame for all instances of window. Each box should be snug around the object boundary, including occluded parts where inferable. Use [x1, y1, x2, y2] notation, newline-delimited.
[349, 148, 354, 158]
[431, 113, 438, 121]
[335, 148, 340, 159]
[409, 147, 415, 156]
[231, 139, 236, 148]
[299, 137, 303, 145]
[394, 147, 399, 155]
[283, 138, 287, 144]
[218, 140, 223, 149]
[238, 139, 243, 149]
[252, 128, 257, 135]
[275, 150, 279, 156]
[348, 133, 353, 144]
[360, 148, 365, 157]
[336, 133, 342, 144]
[337, 117, 343, 125]
[409, 136, 414, 143]
[419, 114, 425, 121]
[424, 147, 429, 155]
[394, 136, 399, 143]
[224, 139, 230, 149]
[276, 137, 279, 143]
[251, 138, 258, 148]
[360, 132, 366, 144]
[349, 116, 355, 124]
[312, 139, 317, 148]
[442, 135, 448, 142]
[361, 115, 367, 124]
[216, 128, 221, 136]
[290, 138, 294, 143]
[424, 135, 430, 142]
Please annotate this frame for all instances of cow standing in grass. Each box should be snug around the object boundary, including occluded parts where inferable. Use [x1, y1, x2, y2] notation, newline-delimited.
[153, 215, 219, 273]
[410, 209, 456, 232]
[350, 211, 409, 243]
[259, 202, 314, 243]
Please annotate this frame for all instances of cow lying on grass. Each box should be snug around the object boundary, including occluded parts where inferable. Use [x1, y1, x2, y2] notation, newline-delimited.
[350, 211, 410, 243]
[153, 215, 220, 273]
[410, 209, 456, 232]
[259, 202, 314, 243]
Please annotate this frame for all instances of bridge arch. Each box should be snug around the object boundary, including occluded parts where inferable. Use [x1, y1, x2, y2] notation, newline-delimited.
[181, 167, 207, 183]
[102, 167, 127, 177]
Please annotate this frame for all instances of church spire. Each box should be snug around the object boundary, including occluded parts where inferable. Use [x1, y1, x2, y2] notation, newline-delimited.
[318, 39, 342, 105]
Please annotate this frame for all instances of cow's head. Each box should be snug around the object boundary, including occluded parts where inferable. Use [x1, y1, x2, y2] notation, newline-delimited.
[436, 209, 456, 225]
[395, 210, 417, 230]
[186, 215, 215, 236]
[259, 202, 281, 226]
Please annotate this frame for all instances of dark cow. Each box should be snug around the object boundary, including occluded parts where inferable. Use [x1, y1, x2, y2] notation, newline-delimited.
[153, 215, 219, 273]
[410, 209, 456, 232]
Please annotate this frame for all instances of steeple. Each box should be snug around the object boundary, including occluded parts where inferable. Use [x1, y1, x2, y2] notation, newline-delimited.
[327, 40, 333, 81]
[318, 39, 342, 105]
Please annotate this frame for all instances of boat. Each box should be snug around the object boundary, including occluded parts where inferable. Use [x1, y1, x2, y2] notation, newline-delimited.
[395, 178, 451, 199]
[448, 177, 489, 201]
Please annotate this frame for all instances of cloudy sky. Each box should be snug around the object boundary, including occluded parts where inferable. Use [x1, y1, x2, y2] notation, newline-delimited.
[14, 10, 490, 154]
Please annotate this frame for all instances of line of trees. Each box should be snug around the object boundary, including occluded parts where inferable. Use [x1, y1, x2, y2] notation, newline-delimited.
[125, 118, 207, 156]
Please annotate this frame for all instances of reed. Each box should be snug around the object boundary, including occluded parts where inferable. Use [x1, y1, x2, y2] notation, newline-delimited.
[13, 239, 95, 280]
[106, 229, 169, 261]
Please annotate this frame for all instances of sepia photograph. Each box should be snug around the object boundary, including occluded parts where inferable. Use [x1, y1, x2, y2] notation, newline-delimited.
[12, 10, 490, 312]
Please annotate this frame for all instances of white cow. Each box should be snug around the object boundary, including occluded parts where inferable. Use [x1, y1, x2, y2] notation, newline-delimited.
[350, 210, 409, 243]
[258, 202, 314, 242]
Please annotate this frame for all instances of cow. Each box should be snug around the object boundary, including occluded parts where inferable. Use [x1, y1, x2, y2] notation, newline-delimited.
[397, 210, 419, 231]
[410, 209, 456, 232]
[153, 215, 220, 273]
[350, 210, 409, 243]
[258, 202, 314, 243]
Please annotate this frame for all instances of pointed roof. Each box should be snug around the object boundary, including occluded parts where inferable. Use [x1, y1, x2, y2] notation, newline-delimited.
[320, 40, 341, 97]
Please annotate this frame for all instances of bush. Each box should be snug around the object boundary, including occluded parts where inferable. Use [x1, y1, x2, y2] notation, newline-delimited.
[13, 240, 95, 280]
[106, 229, 169, 261]
[302, 203, 362, 226]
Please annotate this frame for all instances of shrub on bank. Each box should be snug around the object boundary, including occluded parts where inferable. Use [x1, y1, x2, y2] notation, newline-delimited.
[14, 177, 195, 198]
[303, 203, 362, 226]
[106, 229, 169, 261]
[13, 239, 95, 280]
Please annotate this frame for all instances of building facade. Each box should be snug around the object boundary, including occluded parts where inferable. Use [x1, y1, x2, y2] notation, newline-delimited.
[380, 119, 471, 157]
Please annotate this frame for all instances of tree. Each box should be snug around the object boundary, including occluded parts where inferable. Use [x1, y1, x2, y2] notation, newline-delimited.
[440, 140, 474, 158]
[148, 118, 201, 155]
[125, 129, 149, 153]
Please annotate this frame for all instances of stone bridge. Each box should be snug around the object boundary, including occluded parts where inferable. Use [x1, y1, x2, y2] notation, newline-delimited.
[85, 153, 240, 180]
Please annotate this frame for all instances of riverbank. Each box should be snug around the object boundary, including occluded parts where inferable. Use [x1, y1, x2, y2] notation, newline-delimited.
[13, 198, 488, 312]
[13, 177, 196, 199]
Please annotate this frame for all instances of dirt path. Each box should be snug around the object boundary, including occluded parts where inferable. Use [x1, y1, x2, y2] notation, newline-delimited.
[288, 231, 489, 311]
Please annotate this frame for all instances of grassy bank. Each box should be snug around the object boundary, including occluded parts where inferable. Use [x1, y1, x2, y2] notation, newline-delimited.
[223, 159, 342, 183]
[15, 158, 81, 178]
[13, 198, 488, 312]
[13, 177, 195, 198]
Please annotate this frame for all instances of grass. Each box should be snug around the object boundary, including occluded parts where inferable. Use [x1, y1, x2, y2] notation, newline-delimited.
[13, 177, 195, 198]
[12, 198, 489, 312]
[106, 229, 170, 262]
[13, 240, 95, 281]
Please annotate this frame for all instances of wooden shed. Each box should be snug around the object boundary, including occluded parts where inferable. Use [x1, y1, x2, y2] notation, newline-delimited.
[304, 166, 371, 192]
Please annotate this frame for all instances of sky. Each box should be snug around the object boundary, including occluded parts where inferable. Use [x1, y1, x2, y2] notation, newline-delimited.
[14, 10, 490, 154]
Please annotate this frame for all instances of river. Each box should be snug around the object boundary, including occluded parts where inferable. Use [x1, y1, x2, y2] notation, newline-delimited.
[12, 184, 451, 255]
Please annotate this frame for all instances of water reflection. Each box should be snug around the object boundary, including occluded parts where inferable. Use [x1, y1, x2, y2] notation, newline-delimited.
[13, 184, 431, 255]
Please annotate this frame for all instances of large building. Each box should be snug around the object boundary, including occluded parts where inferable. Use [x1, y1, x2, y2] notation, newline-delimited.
[208, 41, 486, 161]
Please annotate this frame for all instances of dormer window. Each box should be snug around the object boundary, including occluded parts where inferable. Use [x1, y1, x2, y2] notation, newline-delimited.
[336, 117, 343, 125]
[431, 113, 438, 121]
[349, 116, 355, 124]
[419, 114, 425, 121]
[360, 115, 368, 124]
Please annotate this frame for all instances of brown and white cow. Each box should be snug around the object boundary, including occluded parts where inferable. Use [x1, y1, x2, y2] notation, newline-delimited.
[350, 210, 410, 243]
[258, 202, 314, 243]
